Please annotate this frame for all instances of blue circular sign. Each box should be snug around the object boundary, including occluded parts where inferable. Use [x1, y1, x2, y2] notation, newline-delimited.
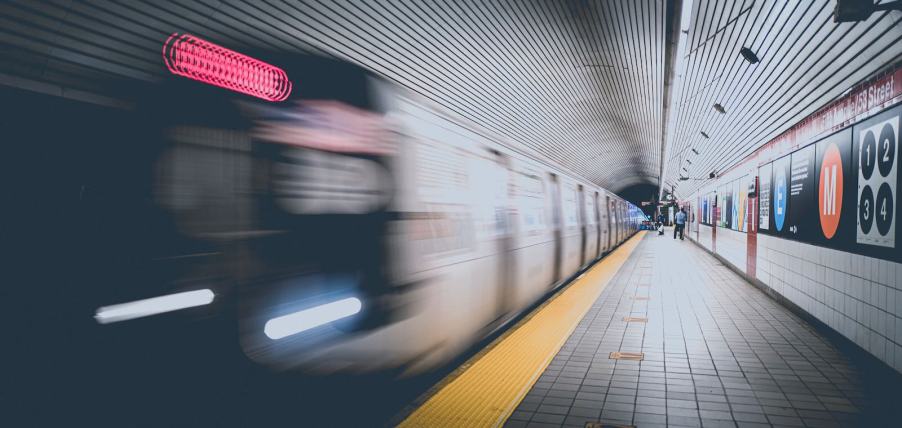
[774, 170, 787, 231]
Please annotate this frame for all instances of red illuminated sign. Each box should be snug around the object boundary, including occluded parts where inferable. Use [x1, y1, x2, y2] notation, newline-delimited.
[162, 33, 292, 102]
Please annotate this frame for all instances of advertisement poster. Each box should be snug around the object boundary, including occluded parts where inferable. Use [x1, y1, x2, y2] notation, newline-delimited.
[787, 144, 816, 240]
[709, 191, 716, 225]
[746, 176, 757, 232]
[759, 163, 772, 230]
[738, 176, 749, 232]
[718, 186, 727, 227]
[855, 108, 898, 249]
[701, 194, 709, 225]
[771, 154, 791, 234]
[724, 184, 733, 228]
[730, 179, 740, 230]
[815, 129, 853, 244]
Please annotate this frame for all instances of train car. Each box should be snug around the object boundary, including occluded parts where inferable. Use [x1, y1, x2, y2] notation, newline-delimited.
[6, 37, 642, 382]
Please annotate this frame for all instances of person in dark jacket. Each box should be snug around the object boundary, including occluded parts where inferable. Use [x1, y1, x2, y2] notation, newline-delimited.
[674, 208, 687, 240]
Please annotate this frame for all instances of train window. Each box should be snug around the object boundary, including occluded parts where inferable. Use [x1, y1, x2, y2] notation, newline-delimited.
[415, 140, 469, 200]
[585, 193, 596, 225]
[564, 186, 579, 226]
[415, 203, 474, 255]
[515, 171, 546, 232]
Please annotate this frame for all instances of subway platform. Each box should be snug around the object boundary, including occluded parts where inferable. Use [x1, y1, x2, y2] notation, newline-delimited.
[400, 231, 902, 428]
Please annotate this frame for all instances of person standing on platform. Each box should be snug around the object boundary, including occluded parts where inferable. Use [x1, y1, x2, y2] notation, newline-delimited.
[674, 208, 687, 240]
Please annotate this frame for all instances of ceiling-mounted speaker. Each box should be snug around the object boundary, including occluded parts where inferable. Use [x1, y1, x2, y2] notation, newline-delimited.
[739, 47, 760, 64]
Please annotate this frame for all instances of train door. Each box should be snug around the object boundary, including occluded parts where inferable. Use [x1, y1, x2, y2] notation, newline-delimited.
[620, 203, 626, 241]
[594, 191, 601, 259]
[489, 150, 515, 317]
[577, 184, 586, 266]
[606, 195, 613, 250]
[549, 173, 562, 284]
[617, 203, 623, 241]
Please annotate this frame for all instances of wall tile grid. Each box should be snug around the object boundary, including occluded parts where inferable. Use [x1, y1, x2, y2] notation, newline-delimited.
[714, 227, 747, 270]
[723, 231, 902, 373]
[688, 216, 902, 373]
[697, 224, 713, 251]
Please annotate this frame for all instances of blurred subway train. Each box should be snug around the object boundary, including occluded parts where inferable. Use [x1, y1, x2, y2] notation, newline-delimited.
[3, 39, 643, 414]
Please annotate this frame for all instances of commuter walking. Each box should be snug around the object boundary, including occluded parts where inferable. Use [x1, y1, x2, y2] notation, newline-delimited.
[674, 208, 687, 240]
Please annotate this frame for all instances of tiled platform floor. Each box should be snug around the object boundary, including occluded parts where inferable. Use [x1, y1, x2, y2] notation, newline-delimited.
[505, 232, 902, 428]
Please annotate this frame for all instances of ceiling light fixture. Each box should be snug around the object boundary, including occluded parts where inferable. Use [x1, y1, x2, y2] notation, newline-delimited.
[700, 131, 710, 139]
[713, 103, 726, 113]
[740, 47, 760, 64]
[691, 148, 699, 155]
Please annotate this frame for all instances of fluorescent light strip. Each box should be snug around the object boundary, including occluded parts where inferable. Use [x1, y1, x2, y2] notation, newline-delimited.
[264, 297, 362, 340]
[94, 289, 215, 324]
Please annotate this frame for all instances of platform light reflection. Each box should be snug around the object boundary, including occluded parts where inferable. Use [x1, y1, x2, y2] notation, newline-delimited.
[264, 297, 362, 340]
[94, 289, 215, 324]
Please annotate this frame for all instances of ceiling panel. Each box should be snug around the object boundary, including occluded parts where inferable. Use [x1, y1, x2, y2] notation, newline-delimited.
[664, 0, 902, 197]
[0, 0, 666, 194]
[6, 1, 897, 199]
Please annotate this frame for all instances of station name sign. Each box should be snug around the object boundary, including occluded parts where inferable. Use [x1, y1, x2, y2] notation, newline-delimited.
[758, 68, 901, 165]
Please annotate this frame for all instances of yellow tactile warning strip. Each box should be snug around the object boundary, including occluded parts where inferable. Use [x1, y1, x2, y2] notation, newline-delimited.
[399, 232, 645, 428]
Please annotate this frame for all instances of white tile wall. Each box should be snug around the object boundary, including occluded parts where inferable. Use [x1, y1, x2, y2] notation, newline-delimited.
[690, 227, 902, 373]
[697, 224, 713, 251]
[716, 227, 746, 269]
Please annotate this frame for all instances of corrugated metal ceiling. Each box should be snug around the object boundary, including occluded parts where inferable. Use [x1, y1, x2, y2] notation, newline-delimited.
[664, 0, 902, 197]
[0, 0, 665, 194]
[2, 1, 901, 198]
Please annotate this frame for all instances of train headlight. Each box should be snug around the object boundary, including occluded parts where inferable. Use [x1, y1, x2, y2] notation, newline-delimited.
[263, 297, 363, 340]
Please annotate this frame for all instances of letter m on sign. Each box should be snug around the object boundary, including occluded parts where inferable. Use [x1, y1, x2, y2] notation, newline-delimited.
[823, 165, 836, 215]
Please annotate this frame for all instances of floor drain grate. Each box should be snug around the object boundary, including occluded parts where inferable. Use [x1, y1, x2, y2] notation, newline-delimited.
[609, 351, 644, 361]
[622, 316, 648, 322]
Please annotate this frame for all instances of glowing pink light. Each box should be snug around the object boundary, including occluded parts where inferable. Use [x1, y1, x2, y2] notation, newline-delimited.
[163, 33, 292, 102]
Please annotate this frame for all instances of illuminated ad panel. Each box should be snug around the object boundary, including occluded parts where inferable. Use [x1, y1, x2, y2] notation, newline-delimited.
[854, 105, 900, 251]
[771, 154, 791, 235]
[727, 180, 741, 230]
[718, 185, 728, 227]
[758, 105, 900, 262]
[708, 191, 715, 225]
[725, 183, 733, 229]
[814, 128, 853, 247]
[787, 144, 816, 240]
[758, 162, 772, 230]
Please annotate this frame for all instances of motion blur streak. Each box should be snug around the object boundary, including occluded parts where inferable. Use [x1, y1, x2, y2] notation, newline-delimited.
[264, 297, 363, 340]
[162, 33, 292, 102]
[94, 289, 215, 324]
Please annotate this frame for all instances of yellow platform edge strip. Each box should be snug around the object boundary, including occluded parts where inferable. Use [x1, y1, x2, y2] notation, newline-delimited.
[399, 232, 646, 428]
